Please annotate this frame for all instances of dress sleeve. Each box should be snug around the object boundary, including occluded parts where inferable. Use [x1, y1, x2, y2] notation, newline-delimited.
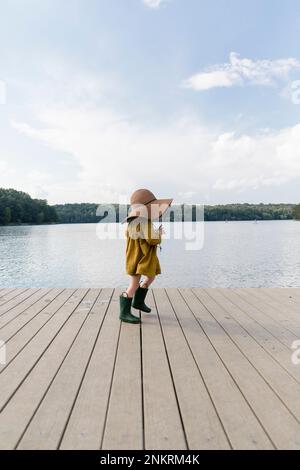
[142, 220, 161, 246]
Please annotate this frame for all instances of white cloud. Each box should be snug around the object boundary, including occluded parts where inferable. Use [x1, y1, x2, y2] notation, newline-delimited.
[5, 58, 300, 205]
[281, 79, 300, 104]
[10, 103, 300, 204]
[182, 52, 300, 91]
[0, 79, 6, 105]
[10, 58, 116, 107]
[143, 0, 168, 9]
[0, 159, 15, 177]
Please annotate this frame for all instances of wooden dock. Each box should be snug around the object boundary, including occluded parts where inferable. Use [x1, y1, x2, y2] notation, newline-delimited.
[0, 287, 300, 450]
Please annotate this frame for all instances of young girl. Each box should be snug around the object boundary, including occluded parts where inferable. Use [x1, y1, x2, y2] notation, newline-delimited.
[120, 188, 172, 324]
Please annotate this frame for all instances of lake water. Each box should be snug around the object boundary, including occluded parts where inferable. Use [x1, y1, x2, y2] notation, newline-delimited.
[0, 221, 299, 288]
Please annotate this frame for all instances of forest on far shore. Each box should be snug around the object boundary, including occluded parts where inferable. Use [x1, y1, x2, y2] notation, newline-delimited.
[0, 188, 57, 225]
[53, 202, 299, 223]
[0, 188, 300, 226]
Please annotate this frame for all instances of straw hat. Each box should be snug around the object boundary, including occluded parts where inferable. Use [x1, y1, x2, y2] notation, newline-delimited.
[121, 188, 173, 224]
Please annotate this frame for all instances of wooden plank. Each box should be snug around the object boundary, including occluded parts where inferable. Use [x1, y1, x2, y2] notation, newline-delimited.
[141, 290, 187, 450]
[253, 289, 300, 318]
[0, 289, 38, 315]
[251, 288, 300, 323]
[0, 289, 32, 308]
[101, 297, 143, 450]
[236, 289, 300, 337]
[0, 288, 24, 301]
[153, 289, 230, 450]
[192, 288, 300, 449]
[270, 288, 300, 303]
[268, 288, 300, 304]
[60, 289, 120, 450]
[0, 289, 66, 339]
[1, 287, 300, 450]
[217, 289, 300, 383]
[202, 288, 300, 423]
[0, 289, 53, 329]
[0, 289, 26, 303]
[0, 289, 73, 372]
[0, 289, 88, 414]
[219, 288, 298, 349]
[0, 288, 91, 449]
[17, 289, 108, 450]
[0, 288, 60, 335]
[166, 288, 272, 449]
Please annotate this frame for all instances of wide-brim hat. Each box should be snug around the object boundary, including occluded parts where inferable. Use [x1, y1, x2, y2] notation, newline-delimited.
[121, 188, 173, 224]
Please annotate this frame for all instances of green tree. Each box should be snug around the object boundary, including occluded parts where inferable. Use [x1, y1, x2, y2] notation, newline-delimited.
[293, 204, 300, 220]
[3, 207, 11, 224]
[0, 188, 58, 225]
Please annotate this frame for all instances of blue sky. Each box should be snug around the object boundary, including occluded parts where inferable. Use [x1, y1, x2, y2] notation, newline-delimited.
[0, 0, 300, 204]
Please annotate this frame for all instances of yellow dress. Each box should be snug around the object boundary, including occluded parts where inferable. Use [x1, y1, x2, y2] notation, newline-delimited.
[125, 219, 162, 277]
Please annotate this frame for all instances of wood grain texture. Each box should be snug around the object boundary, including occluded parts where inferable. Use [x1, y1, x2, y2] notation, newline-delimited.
[0, 288, 300, 449]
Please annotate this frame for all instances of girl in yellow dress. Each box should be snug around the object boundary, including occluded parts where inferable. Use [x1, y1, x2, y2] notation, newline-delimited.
[120, 188, 172, 324]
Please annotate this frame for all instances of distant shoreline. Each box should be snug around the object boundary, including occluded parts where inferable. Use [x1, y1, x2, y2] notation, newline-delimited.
[1, 188, 299, 226]
[52, 202, 298, 224]
[1, 219, 299, 228]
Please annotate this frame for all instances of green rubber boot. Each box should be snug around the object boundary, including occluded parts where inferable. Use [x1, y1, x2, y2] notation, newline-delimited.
[119, 294, 141, 324]
[132, 286, 151, 313]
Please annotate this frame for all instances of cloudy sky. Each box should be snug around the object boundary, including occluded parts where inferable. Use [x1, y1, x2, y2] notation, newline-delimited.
[1, 0, 300, 205]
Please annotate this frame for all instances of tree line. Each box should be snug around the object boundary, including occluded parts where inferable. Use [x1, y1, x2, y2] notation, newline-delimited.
[0, 188, 57, 225]
[0, 188, 300, 225]
[54, 202, 300, 223]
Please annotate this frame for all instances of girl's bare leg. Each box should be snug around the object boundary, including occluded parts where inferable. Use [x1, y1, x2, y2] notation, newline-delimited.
[141, 276, 155, 289]
[125, 274, 141, 298]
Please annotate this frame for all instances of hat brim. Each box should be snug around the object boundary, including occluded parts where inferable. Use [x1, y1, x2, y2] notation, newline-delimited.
[121, 198, 173, 224]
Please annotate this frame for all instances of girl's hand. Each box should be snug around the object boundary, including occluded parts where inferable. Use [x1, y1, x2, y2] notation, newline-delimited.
[158, 224, 165, 235]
